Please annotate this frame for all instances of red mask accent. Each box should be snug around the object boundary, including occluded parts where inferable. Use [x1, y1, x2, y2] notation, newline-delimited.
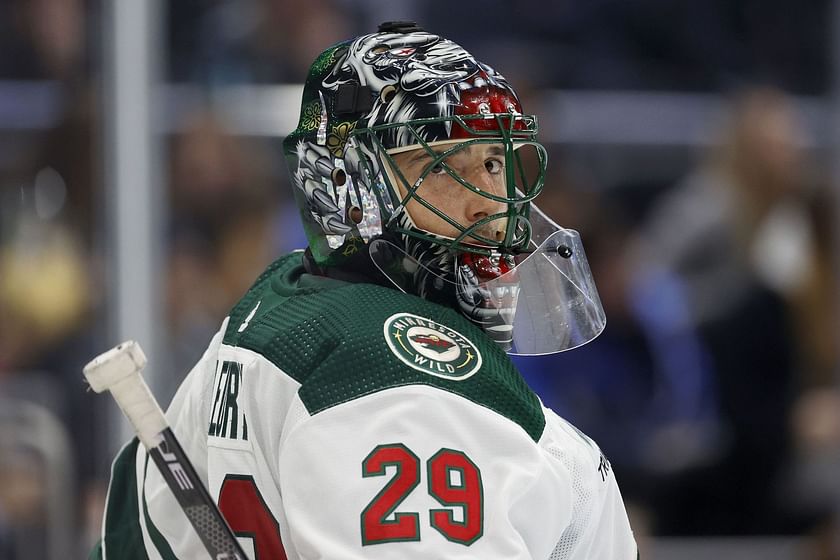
[460, 252, 514, 282]
[451, 81, 526, 139]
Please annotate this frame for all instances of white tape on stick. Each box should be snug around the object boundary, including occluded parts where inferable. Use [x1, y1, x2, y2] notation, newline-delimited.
[83, 341, 147, 392]
[83, 341, 167, 449]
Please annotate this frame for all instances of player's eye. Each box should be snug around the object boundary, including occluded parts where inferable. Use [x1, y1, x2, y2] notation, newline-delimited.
[485, 158, 504, 174]
[430, 162, 446, 175]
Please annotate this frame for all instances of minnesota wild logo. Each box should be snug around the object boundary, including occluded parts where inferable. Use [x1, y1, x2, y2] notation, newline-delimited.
[384, 313, 482, 380]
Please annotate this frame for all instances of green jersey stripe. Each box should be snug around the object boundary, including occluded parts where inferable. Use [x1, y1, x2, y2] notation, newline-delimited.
[101, 438, 149, 560]
[141, 453, 179, 560]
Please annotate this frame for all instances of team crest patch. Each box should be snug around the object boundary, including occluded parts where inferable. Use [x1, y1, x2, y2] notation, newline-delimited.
[383, 313, 482, 380]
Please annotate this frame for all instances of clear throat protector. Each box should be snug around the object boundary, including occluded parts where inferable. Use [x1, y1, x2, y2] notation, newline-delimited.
[369, 206, 606, 356]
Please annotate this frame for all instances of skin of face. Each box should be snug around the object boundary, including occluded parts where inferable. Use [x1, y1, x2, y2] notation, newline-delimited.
[389, 143, 508, 244]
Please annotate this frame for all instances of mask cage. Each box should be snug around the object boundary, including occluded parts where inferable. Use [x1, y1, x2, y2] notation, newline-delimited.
[350, 113, 547, 256]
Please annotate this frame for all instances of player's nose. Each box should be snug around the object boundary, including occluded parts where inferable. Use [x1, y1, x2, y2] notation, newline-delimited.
[462, 169, 507, 242]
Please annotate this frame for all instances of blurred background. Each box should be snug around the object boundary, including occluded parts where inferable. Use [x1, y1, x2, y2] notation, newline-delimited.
[0, 0, 839, 558]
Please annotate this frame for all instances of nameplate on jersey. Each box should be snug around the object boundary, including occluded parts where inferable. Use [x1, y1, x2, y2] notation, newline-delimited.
[208, 360, 248, 441]
[383, 313, 482, 381]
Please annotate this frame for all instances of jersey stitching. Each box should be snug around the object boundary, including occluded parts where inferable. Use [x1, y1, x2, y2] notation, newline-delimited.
[304, 381, 545, 442]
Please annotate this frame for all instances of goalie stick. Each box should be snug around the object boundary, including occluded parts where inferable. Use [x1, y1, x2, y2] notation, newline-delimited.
[84, 341, 248, 560]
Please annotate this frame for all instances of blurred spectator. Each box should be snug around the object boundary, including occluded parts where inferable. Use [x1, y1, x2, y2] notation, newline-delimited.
[645, 88, 814, 324]
[0, 0, 87, 81]
[639, 87, 831, 535]
[519, 86, 837, 539]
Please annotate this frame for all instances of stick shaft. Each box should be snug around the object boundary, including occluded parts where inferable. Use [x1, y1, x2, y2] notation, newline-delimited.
[149, 428, 247, 559]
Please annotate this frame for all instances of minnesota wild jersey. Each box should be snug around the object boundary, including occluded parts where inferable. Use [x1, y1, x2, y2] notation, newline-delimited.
[94, 252, 637, 560]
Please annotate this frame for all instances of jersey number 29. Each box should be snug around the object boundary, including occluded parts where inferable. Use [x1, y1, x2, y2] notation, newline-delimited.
[361, 443, 483, 546]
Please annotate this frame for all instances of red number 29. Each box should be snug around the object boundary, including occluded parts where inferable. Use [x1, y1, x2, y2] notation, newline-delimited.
[361, 444, 483, 546]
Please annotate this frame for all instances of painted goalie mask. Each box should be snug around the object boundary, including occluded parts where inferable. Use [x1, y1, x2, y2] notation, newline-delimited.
[283, 22, 605, 354]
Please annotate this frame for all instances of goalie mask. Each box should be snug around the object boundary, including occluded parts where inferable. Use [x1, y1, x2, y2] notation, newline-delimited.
[283, 21, 605, 354]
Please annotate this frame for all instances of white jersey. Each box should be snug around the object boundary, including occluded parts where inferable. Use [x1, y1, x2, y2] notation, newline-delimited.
[97, 253, 637, 559]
